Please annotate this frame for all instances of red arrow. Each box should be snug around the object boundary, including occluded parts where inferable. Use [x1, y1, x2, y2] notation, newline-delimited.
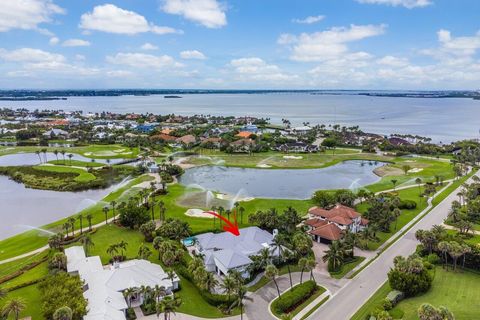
[204, 211, 240, 236]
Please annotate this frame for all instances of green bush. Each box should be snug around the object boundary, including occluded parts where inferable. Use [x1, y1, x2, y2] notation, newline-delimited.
[426, 253, 440, 265]
[272, 280, 317, 314]
[399, 199, 417, 210]
[382, 298, 393, 311]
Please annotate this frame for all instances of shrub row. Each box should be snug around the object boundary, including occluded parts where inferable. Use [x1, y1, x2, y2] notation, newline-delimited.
[0, 256, 48, 284]
[272, 280, 318, 314]
[398, 199, 417, 210]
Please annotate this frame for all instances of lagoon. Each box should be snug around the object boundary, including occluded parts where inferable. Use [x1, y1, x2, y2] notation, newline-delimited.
[179, 160, 384, 200]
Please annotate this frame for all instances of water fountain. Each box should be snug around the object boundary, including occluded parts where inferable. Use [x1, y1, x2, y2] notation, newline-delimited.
[205, 190, 215, 208]
[348, 178, 362, 193]
[15, 225, 54, 236]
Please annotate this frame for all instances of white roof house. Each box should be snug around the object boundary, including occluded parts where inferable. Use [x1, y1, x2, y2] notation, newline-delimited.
[194, 227, 278, 278]
[65, 246, 179, 320]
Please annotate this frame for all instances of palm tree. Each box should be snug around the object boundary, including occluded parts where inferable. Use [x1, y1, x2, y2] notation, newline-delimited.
[35, 150, 42, 164]
[123, 288, 136, 308]
[221, 274, 237, 302]
[438, 241, 450, 270]
[0, 288, 7, 300]
[159, 201, 166, 223]
[393, 208, 401, 230]
[110, 201, 117, 223]
[153, 285, 167, 303]
[67, 153, 73, 165]
[265, 264, 280, 298]
[53, 306, 73, 320]
[67, 217, 75, 237]
[391, 179, 398, 191]
[203, 272, 219, 293]
[103, 206, 109, 224]
[61, 150, 66, 164]
[306, 258, 317, 283]
[272, 234, 292, 288]
[62, 222, 70, 237]
[322, 241, 345, 272]
[1, 298, 26, 320]
[77, 214, 84, 234]
[80, 235, 94, 256]
[228, 285, 253, 320]
[53, 149, 59, 162]
[239, 206, 245, 224]
[415, 177, 422, 195]
[41, 148, 47, 163]
[107, 244, 119, 261]
[156, 295, 182, 320]
[117, 240, 128, 258]
[447, 241, 463, 271]
[150, 199, 157, 221]
[461, 244, 471, 269]
[138, 243, 152, 260]
[298, 257, 308, 284]
[86, 214, 93, 232]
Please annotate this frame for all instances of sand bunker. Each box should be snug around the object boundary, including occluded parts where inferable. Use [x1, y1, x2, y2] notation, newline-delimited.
[216, 193, 255, 202]
[408, 168, 424, 173]
[185, 209, 214, 218]
[283, 155, 303, 160]
[257, 164, 272, 168]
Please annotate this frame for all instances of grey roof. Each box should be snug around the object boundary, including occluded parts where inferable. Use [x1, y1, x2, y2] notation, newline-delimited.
[196, 227, 274, 270]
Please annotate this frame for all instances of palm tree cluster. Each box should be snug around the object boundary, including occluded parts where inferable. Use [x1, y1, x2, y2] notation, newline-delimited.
[363, 195, 402, 234]
[106, 240, 128, 262]
[447, 176, 480, 233]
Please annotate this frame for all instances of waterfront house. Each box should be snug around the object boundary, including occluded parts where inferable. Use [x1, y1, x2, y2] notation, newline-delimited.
[43, 128, 69, 139]
[241, 124, 259, 133]
[236, 131, 254, 139]
[192, 227, 279, 278]
[176, 134, 197, 145]
[65, 246, 179, 320]
[277, 142, 319, 153]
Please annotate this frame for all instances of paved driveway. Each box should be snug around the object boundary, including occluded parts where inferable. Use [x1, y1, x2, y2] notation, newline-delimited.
[306, 172, 479, 320]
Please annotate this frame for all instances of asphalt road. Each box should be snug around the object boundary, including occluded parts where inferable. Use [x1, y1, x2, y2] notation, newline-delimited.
[307, 171, 478, 320]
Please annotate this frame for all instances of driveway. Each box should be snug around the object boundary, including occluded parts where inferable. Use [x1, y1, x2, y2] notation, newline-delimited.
[306, 171, 479, 320]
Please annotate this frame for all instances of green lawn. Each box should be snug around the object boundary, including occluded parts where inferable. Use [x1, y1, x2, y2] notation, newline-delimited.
[0, 144, 140, 159]
[1, 261, 48, 290]
[352, 267, 480, 320]
[330, 257, 366, 279]
[1, 284, 43, 319]
[48, 159, 104, 168]
[35, 165, 96, 182]
[0, 175, 153, 261]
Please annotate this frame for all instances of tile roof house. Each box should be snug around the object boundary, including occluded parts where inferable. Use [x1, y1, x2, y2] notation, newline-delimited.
[65, 246, 179, 320]
[306, 204, 368, 244]
[176, 134, 197, 145]
[236, 131, 254, 139]
[193, 227, 279, 278]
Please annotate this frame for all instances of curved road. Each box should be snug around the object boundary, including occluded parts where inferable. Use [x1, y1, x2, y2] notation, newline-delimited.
[307, 171, 478, 320]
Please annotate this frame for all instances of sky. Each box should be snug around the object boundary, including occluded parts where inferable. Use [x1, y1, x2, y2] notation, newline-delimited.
[0, 0, 479, 90]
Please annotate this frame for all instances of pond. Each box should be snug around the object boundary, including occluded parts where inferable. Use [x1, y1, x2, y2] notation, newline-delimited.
[179, 160, 385, 200]
[0, 152, 129, 166]
[0, 176, 130, 240]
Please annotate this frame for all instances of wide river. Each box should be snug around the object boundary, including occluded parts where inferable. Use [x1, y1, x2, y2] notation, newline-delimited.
[0, 93, 479, 142]
[179, 160, 384, 199]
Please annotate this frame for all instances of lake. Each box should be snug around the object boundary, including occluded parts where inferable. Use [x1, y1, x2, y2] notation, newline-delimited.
[179, 160, 385, 199]
[0, 176, 129, 240]
[0, 152, 129, 166]
[0, 93, 479, 142]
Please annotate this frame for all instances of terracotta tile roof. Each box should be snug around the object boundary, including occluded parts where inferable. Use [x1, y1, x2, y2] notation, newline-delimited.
[309, 223, 342, 241]
[304, 219, 328, 228]
[176, 135, 196, 144]
[236, 131, 253, 138]
[309, 205, 361, 223]
[161, 128, 173, 135]
[334, 204, 360, 219]
[308, 207, 335, 218]
[360, 218, 369, 226]
[328, 215, 353, 226]
[231, 138, 255, 146]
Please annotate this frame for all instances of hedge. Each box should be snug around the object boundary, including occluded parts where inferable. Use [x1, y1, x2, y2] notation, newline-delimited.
[272, 280, 318, 314]
[0, 256, 48, 284]
[399, 199, 417, 210]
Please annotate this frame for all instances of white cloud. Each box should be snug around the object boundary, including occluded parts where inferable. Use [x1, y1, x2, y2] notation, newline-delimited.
[162, 0, 226, 28]
[62, 39, 91, 47]
[141, 43, 159, 50]
[106, 70, 134, 77]
[356, 0, 432, 9]
[49, 37, 60, 45]
[0, 48, 65, 63]
[0, 47, 99, 77]
[435, 29, 480, 56]
[377, 55, 409, 67]
[106, 52, 183, 69]
[292, 15, 325, 24]
[229, 57, 296, 82]
[80, 4, 182, 35]
[180, 50, 206, 59]
[75, 54, 86, 61]
[280, 24, 386, 62]
[0, 0, 64, 32]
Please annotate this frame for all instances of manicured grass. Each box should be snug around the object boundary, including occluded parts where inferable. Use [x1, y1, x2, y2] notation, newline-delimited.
[189, 149, 389, 170]
[329, 256, 366, 279]
[0, 144, 140, 159]
[1, 284, 43, 319]
[0, 175, 153, 261]
[0, 252, 47, 279]
[352, 267, 480, 320]
[299, 295, 329, 320]
[1, 261, 48, 290]
[48, 159, 104, 167]
[248, 264, 302, 292]
[35, 165, 96, 182]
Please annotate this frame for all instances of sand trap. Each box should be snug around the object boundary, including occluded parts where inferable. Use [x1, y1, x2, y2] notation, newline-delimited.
[216, 193, 255, 202]
[257, 164, 272, 168]
[408, 168, 424, 173]
[283, 155, 303, 160]
[185, 209, 214, 218]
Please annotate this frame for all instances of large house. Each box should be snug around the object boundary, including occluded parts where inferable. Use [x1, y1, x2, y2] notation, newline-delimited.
[305, 205, 368, 244]
[65, 246, 179, 320]
[192, 227, 279, 278]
